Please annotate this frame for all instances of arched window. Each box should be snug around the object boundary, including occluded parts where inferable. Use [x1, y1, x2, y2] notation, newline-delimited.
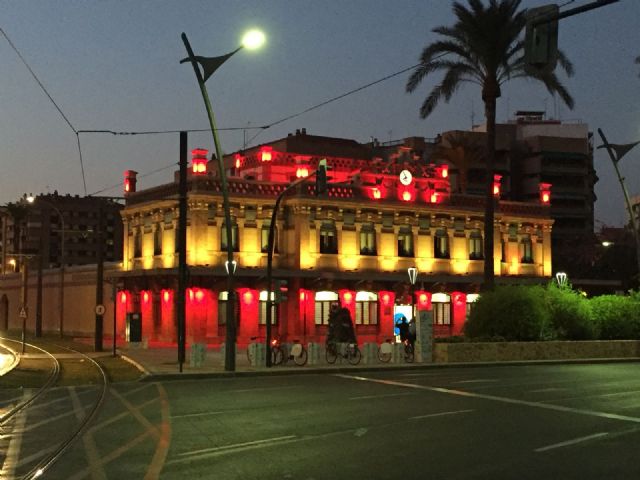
[258, 291, 277, 325]
[221, 221, 239, 252]
[521, 234, 533, 263]
[314, 291, 339, 324]
[355, 291, 378, 325]
[431, 293, 451, 325]
[469, 229, 483, 260]
[398, 226, 414, 257]
[153, 227, 162, 256]
[434, 229, 449, 259]
[359, 223, 376, 256]
[260, 221, 278, 254]
[319, 221, 338, 254]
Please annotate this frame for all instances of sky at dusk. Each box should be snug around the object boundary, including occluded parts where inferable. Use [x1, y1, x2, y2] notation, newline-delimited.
[1, 0, 639, 226]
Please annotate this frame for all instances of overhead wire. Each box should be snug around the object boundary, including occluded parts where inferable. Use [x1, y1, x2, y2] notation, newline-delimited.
[1, 26, 88, 195]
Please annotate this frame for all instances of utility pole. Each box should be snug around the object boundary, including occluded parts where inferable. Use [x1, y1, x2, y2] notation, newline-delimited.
[177, 131, 188, 372]
[95, 205, 104, 351]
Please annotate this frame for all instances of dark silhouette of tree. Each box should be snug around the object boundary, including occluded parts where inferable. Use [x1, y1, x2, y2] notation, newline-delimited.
[636, 55, 640, 76]
[406, 0, 574, 290]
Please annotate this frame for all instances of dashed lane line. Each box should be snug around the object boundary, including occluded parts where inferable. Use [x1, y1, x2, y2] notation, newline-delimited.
[349, 392, 415, 401]
[410, 409, 474, 420]
[535, 432, 609, 452]
[333, 374, 640, 424]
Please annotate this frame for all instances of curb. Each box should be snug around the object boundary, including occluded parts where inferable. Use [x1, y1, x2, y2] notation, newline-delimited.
[119, 353, 152, 379]
[0, 343, 20, 377]
[138, 356, 640, 382]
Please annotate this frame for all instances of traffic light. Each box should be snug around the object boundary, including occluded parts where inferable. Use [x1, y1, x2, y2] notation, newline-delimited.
[524, 4, 559, 75]
[315, 158, 328, 196]
[275, 279, 288, 303]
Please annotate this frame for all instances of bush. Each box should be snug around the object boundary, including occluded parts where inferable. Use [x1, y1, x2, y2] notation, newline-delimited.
[589, 295, 640, 340]
[544, 284, 596, 340]
[464, 285, 550, 341]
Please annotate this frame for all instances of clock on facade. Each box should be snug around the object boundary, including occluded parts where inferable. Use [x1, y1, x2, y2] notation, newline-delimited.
[399, 169, 413, 186]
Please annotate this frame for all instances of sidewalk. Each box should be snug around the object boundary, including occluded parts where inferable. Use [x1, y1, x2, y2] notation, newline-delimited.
[117, 344, 640, 382]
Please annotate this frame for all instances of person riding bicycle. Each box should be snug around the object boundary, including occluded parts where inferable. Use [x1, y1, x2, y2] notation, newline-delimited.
[397, 315, 410, 343]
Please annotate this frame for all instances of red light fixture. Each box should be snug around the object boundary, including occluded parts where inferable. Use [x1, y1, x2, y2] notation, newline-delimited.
[142, 291, 150, 304]
[260, 146, 273, 162]
[539, 182, 551, 204]
[162, 290, 171, 303]
[493, 174, 502, 197]
[440, 165, 449, 178]
[242, 290, 254, 305]
[234, 154, 243, 169]
[430, 191, 438, 203]
[191, 148, 208, 175]
[402, 190, 412, 202]
[372, 187, 381, 199]
[296, 166, 310, 178]
[124, 170, 138, 194]
[120, 292, 127, 304]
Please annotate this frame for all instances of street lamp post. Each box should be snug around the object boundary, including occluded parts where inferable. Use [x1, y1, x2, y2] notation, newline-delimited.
[181, 30, 265, 372]
[597, 129, 640, 279]
[27, 196, 65, 338]
[407, 267, 418, 321]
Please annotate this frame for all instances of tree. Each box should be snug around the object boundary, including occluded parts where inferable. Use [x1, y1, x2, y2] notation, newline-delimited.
[636, 55, 640, 76]
[432, 132, 486, 194]
[406, 0, 574, 290]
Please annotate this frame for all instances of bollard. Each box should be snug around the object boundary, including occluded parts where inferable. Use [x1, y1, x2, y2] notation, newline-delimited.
[248, 342, 266, 367]
[361, 342, 377, 364]
[190, 343, 206, 368]
[307, 342, 320, 365]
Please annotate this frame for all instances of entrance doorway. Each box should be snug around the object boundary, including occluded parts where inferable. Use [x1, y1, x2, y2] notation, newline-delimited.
[0, 295, 8, 331]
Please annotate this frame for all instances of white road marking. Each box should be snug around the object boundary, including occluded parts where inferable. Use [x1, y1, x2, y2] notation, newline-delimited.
[410, 409, 474, 420]
[453, 379, 499, 384]
[349, 392, 414, 401]
[354, 428, 368, 437]
[170, 411, 225, 419]
[333, 374, 640, 424]
[0, 390, 30, 478]
[229, 386, 299, 393]
[535, 432, 609, 452]
[529, 388, 568, 393]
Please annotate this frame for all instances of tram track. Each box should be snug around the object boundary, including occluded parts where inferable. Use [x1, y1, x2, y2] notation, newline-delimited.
[0, 336, 108, 479]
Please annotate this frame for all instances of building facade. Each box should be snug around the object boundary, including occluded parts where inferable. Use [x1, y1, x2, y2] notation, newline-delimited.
[115, 132, 553, 347]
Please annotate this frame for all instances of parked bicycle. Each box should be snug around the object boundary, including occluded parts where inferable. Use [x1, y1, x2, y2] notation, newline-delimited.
[283, 339, 308, 366]
[377, 338, 414, 363]
[325, 341, 361, 365]
[246, 336, 284, 365]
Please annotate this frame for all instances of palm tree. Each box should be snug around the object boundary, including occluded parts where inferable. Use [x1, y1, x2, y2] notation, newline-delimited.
[407, 0, 574, 290]
[432, 132, 486, 194]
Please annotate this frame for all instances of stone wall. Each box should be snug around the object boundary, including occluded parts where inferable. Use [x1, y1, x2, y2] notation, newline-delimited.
[434, 340, 640, 363]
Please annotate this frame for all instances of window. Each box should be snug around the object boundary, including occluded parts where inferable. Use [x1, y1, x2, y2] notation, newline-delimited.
[432, 293, 451, 325]
[261, 222, 278, 254]
[221, 221, 239, 252]
[314, 291, 339, 324]
[258, 291, 277, 325]
[521, 235, 533, 263]
[359, 223, 376, 255]
[355, 291, 378, 325]
[217, 291, 238, 326]
[319, 221, 338, 254]
[434, 229, 449, 259]
[469, 229, 483, 260]
[153, 227, 162, 256]
[466, 294, 479, 321]
[133, 230, 142, 258]
[398, 226, 414, 257]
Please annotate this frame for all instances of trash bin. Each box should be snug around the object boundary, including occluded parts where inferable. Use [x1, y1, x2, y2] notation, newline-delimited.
[126, 312, 142, 342]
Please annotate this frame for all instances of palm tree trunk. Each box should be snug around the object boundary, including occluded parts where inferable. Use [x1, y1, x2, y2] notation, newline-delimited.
[483, 94, 497, 291]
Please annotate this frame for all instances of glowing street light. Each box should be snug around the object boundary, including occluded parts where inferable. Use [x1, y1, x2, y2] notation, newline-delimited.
[181, 29, 265, 372]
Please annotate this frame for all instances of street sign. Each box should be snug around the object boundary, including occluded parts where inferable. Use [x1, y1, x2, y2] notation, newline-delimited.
[95, 304, 106, 316]
[19, 307, 28, 318]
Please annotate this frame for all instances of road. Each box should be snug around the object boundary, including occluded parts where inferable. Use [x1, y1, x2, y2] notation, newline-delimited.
[9, 362, 640, 479]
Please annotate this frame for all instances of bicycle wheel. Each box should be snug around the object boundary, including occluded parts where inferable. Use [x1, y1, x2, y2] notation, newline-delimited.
[271, 346, 284, 366]
[404, 344, 415, 363]
[348, 345, 362, 365]
[377, 345, 392, 363]
[293, 346, 308, 366]
[325, 343, 338, 364]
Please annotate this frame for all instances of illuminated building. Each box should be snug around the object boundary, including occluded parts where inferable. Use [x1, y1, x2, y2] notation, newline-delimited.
[117, 131, 553, 345]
